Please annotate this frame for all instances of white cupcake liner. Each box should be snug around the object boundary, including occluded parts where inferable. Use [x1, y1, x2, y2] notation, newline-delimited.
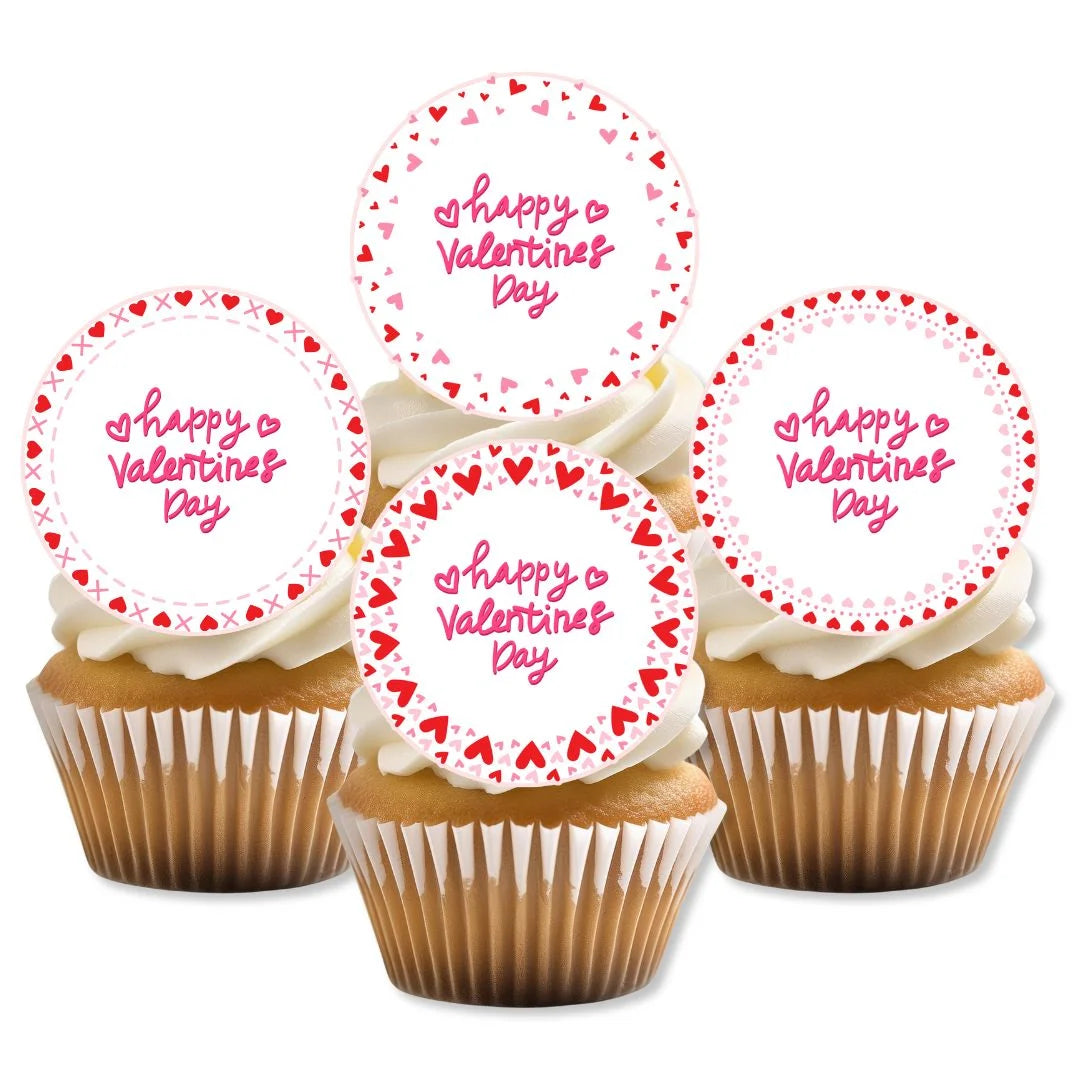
[328, 797, 724, 1006]
[695, 688, 1052, 891]
[28, 680, 359, 891]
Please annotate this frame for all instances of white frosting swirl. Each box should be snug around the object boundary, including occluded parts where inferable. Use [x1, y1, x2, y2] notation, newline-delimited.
[50, 546, 356, 680]
[690, 530, 1035, 680]
[364, 355, 701, 489]
[350, 662, 707, 793]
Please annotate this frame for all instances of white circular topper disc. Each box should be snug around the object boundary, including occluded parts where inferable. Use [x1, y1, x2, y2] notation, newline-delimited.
[23, 287, 369, 634]
[693, 288, 1038, 634]
[353, 72, 697, 420]
[354, 440, 697, 787]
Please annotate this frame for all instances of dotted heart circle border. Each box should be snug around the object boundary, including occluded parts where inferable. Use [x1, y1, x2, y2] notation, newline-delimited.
[354, 440, 697, 787]
[22, 287, 368, 635]
[352, 72, 697, 421]
[692, 287, 1038, 633]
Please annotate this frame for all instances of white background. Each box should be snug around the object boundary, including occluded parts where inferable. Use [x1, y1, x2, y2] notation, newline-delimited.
[1, 2, 1075, 1077]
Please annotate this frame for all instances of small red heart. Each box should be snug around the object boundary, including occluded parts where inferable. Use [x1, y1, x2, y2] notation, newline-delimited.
[419, 713, 449, 743]
[109, 596, 126, 613]
[464, 735, 493, 764]
[266, 309, 283, 325]
[381, 529, 410, 558]
[72, 569, 88, 586]
[387, 679, 417, 707]
[200, 615, 218, 631]
[453, 465, 481, 494]
[35, 394, 50, 413]
[246, 605, 263, 621]
[129, 300, 147, 316]
[567, 730, 596, 761]
[56, 354, 73, 371]
[383, 324, 399, 343]
[44, 531, 60, 549]
[631, 518, 662, 547]
[639, 668, 667, 696]
[88, 321, 105, 338]
[287, 583, 304, 600]
[503, 456, 533, 485]
[515, 741, 545, 769]
[600, 482, 629, 510]
[368, 578, 396, 607]
[649, 566, 678, 596]
[610, 706, 638, 736]
[303, 335, 321, 353]
[372, 164, 389, 183]
[153, 611, 170, 628]
[174, 290, 192, 306]
[555, 461, 584, 490]
[652, 617, 679, 647]
[221, 294, 240, 310]
[370, 629, 399, 659]
[404, 489, 438, 523]
[28, 487, 45, 506]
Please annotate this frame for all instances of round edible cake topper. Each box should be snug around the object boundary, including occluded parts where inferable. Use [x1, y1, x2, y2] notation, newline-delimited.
[693, 288, 1038, 634]
[354, 440, 697, 787]
[23, 287, 368, 634]
[353, 72, 697, 421]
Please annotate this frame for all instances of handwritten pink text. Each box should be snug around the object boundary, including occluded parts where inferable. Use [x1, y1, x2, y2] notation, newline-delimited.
[773, 386, 955, 533]
[433, 173, 616, 318]
[434, 539, 614, 685]
[104, 387, 287, 534]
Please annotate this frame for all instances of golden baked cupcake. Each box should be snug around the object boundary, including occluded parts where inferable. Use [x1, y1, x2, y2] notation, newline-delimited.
[689, 533, 1051, 891]
[361, 355, 700, 532]
[27, 544, 363, 891]
[329, 665, 723, 1006]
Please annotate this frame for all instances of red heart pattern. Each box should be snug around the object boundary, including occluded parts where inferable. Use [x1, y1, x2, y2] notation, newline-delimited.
[23, 288, 370, 636]
[351, 73, 696, 420]
[692, 288, 1038, 634]
[354, 440, 694, 787]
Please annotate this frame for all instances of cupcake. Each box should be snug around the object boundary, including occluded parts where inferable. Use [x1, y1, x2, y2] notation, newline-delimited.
[329, 664, 723, 1006]
[689, 532, 1052, 891]
[27, 542, 364, 892]
[360, 355, 701, 532]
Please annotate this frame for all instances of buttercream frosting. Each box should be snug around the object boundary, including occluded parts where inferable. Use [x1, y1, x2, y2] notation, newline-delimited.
[690, 529, 1036, 680]
[349, 662, 708, 793]
[50, 541, 359, 680]
[363, 355, 701, 489]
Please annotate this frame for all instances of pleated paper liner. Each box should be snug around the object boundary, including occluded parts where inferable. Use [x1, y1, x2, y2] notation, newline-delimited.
[28, 681, 359, 891]
[329, 800, 724, 1006]
[694, 688, 1052, 891]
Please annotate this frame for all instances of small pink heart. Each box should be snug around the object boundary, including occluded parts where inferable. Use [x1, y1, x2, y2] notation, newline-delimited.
[257, 413, 280, 438]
